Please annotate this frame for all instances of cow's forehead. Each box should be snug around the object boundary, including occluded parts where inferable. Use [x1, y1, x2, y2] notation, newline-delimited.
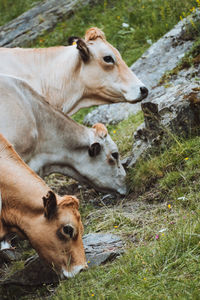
[104, 134, 119, 152]
[88, 39, 118, 59]
[58, 207, 80, 225]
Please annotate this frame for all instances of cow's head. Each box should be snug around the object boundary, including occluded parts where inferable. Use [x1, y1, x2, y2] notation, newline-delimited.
[66, 123, 127, 195]
[29, 191, 87, 278]
[69, 27, 148, 106]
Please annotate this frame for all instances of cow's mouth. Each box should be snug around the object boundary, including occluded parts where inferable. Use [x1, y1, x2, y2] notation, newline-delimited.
[123, 85, 149, 104]
[62, 265, 87, 278]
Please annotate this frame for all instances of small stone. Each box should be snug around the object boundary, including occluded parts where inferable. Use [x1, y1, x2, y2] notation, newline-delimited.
[122, 23, 129, 28]
[0, 249, 21, 266]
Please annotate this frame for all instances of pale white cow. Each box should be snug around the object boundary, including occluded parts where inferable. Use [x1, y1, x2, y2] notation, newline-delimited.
[0, 74, 126, 195]
[0, 27, 148, 115]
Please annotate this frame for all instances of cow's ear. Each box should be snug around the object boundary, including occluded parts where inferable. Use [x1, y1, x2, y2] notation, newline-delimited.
[68, 36, 80, 45]
[61, 195, 80, 210]
[88, 142, 101, 157]
[43, 191, 57, 220]
[92, 123, 108, 138]
[76, 39, 90, 62]
[85, 27, 106, 42]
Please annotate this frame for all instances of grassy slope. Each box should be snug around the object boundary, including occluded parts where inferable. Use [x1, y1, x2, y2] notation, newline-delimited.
[0, 0, 200, 299]
[49, 2, 199, 299]
[50, 2, 200, 297]
[51, 135, 200, 300]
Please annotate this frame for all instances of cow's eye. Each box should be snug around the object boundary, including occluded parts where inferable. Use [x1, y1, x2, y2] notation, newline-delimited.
[108, 158, 115, 165]
[112, 152, 119, 160]
[63, 225, 74, 238]
[103, 56, 114, 64]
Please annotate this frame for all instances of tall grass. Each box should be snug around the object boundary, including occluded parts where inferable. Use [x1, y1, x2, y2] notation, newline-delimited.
[0, 0, 40, 26]
[53, 209, 200, 300]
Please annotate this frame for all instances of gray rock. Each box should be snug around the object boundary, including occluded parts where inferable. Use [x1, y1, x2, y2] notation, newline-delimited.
[0, 233, 124, 286]
[84, 10, 200, 126]
[130, 12, 200, 90]
[0, 249, 21, 266]
[129, 68, 200, 166]
[0, 0, 93, 47]
[83, 233, 123, 267]
[84, 102, 141, 126]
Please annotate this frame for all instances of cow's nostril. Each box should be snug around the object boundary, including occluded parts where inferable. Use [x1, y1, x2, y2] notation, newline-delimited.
[140, 86, 148, 97]
[80, 265, 88, 273]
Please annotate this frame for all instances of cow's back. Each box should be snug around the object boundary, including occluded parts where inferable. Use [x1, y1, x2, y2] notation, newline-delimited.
[0, 74, 38, 161]
[0, 49, 25, 77]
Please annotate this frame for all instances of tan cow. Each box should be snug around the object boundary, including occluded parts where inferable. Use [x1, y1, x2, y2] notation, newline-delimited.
[0, 74, 126, 195]
[0, 133, 87, 278]
[0, 27, 148, 115]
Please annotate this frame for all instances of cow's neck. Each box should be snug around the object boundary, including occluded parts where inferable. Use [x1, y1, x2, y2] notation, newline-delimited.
[1, 205, 43, 241]
[0, 141, 49, 239]
[28, 96, 92, 177]
[17, 47, 85, 114]
[0, 140, 49, 210]
[8, 47, 112, 115]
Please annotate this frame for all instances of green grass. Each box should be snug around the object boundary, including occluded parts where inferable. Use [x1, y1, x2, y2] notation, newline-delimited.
[0, 0, 40, 26]
[108, 111, 144, 158]
[53, 210, 200, 300]
[50, 125, 200, 299]
[127, 136, 200, 194]
[32, 0, 198, 66]
[71, 107, 96, 124]
[50, 134, 200, 300]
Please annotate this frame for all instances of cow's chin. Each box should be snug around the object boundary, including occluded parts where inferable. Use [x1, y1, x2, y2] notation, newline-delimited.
[126, 97, 144, 104]
[93, 180, 127, 196]
[61, 265, 86, 279]
[117, 185, 127, 195]
[92, 183, 127, 196]
[124, 88, 149, 103]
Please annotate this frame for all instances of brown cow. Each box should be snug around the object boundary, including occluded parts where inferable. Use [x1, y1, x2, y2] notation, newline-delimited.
[0, 27, 148, 115]
[0, 134, 87, 278]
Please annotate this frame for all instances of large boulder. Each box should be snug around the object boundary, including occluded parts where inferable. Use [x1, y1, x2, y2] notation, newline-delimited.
[129, 65, 200, 166]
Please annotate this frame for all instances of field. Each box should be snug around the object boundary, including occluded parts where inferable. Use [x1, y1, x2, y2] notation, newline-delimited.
[0, 0, 200, 299]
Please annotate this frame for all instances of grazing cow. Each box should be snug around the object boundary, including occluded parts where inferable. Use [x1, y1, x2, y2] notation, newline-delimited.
[0, 27, 148, 115]
[0, 133, 87, 277]
[0, 74, 126, 195]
